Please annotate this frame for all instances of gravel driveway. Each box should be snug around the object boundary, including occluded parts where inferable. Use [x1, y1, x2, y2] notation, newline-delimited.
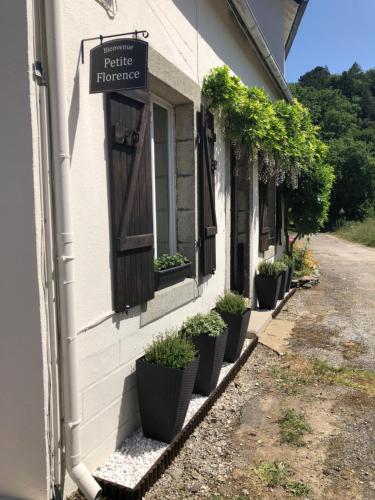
[146, 234, 375, 500]
[282, 233, 375, 371]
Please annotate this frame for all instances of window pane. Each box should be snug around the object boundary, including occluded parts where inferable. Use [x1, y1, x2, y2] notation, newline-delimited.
[153, 103, 170, 256]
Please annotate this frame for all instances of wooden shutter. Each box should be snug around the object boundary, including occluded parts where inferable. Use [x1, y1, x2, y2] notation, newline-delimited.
[107, 91, 154, 312]
[259, 180, 270, 252]
[198, 105, 217, 276]
[275, 185, 283, 246]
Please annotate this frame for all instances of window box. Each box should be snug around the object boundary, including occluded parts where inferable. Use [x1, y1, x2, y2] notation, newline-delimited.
[154, 262, 192, 291]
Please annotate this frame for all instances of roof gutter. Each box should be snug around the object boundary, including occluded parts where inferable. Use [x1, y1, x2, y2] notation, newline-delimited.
[227, 0, 293, 102]
[285, 0, 308, 58]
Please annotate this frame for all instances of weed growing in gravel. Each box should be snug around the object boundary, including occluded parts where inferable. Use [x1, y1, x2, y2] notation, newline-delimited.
[279, 408, 312, 446]
[256, 460, 291, 487]
[271, 354, 375, 396]
[256, 460, 311, 497]
[286, 481, 311, 497]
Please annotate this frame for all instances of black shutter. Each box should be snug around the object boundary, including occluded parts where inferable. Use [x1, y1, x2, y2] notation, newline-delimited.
[198, 105, 217, 276]
[107, 91, 154, 312]
[275, 185, 283, 246]
[259, 180, 270, 252]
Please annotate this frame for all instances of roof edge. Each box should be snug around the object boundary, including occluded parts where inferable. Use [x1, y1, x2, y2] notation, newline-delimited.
[228, 0, 293, 102]
[285, 0, 308, 58]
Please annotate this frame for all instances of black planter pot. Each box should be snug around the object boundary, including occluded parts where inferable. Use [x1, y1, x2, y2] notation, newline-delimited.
[278, 270, 288, 300]
[255, 274, 282, 310]
[154, 262, 192, 291]
[218, 308, 251, 363]
[136, 355, 199, 443]
[191, 329, 228, 396]
[286, 265, 294, 291]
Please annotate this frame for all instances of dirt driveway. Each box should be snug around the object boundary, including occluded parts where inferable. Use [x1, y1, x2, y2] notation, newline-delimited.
[147, 234, 375, 500]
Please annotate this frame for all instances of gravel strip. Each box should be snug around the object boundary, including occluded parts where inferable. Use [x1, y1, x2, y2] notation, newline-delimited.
[95, 347, 248, 488]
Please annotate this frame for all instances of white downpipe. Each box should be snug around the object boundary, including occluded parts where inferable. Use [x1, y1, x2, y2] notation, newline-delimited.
[43, 1, 101, 499]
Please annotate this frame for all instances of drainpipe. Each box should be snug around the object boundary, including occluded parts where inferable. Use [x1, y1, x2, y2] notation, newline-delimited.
[43, 1, 101, 499]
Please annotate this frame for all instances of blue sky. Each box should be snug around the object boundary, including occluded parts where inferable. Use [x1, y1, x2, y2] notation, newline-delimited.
[286, 0, 375, 83]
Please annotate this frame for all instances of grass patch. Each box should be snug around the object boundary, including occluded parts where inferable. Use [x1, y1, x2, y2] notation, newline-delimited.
[334, 218, 375, 247]
[286, 481, 311, 497]
[279, 408, 312, 446]
[256, 461, 310, 497]
[271, 354, 375, 396]
[312, 358, 375, 394]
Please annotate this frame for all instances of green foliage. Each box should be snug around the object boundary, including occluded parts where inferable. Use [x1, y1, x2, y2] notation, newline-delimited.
[290, 241, 316, 278]
[216, 291, 247, 315]
[181, 311, 226, 338]
[154, 253, 189, 271]
[144, 331, 196, 369]
[258, 260, 287, 278]
[285, 159, 335, 238]
[202, 66, 326, 187]
[292, 63, 375, 226]
[256, 460, 291, 487]
[327, 138, 375, 222]
[286, 481, 311, 497]
[279, 408, 312, 447]
[256, 460, 311, 496]
[334, 218, 375, 247]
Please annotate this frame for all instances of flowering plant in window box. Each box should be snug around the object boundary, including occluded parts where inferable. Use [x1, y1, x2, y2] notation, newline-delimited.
[154, 253, 192, 290]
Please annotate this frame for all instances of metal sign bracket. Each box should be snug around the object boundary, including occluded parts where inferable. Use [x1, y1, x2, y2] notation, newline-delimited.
[80, 30, 149, 64]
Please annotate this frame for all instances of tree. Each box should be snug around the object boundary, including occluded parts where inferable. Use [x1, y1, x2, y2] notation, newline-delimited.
[285, 161, 335, 251]
[327, 138, 375, 223]
[292, 64, 375, 226]
[298, 66, 331, 90]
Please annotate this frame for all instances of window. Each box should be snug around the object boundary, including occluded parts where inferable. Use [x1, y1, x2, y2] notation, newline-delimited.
[150, 96, 176, 257]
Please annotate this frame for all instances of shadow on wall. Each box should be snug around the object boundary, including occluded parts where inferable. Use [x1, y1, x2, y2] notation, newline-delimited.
[68, 51, 81, 159]
[171, 0, 275, 91]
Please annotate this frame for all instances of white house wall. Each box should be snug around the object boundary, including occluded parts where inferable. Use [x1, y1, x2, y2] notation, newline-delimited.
[0, 1, 50, 499]
[57, 0, 286, 489]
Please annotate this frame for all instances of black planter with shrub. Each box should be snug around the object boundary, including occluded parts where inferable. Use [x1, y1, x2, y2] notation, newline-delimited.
[255, 260, 287, 310]
[181, 312, 227, 396]
[286, 264, 294, 292]
[154, 253, 192, 291]
[136, 332, 198, 443]
[278, 267, 289, 300]
[216, 291, 251, 362]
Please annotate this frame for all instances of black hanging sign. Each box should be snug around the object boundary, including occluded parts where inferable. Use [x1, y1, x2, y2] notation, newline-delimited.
[89, 38, 148, 93]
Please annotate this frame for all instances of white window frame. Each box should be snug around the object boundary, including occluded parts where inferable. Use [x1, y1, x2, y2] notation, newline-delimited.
[150, 94, 177, 258]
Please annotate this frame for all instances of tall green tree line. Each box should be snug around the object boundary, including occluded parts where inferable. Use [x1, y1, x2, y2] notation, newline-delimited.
[290, 63, 375, 226]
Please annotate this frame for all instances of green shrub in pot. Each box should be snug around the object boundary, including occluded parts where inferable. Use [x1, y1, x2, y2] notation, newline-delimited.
[144, 332, 197, 369]
[137, 331, 199, 443]
[282, 254, 294, 292]
[180, 312, 227, 395]
[216, 291, 251, 363]
[181, 311, 226, 338]
[216, 291, 247, 316]
[258, 260, 287, 278]
[256, 260, 286, 310]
